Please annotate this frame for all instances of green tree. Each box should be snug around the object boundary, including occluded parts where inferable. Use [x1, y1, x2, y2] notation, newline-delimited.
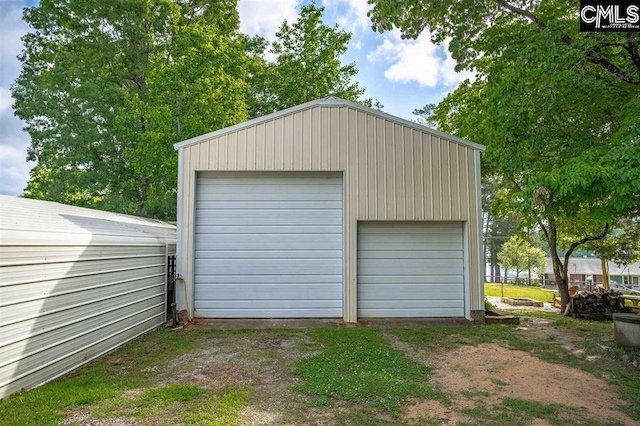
[15, 0, 248, 220]
[411, 104, 437, 128]
[369, 1, 640, 310]
[498, 235, 546, 285]
[247, 3, 368, 118]
[587, 218, 640, 288]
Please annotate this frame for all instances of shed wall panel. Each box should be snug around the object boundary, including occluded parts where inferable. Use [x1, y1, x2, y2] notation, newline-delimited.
[177, 104, 482, 322]
[0, 196, 176, 399]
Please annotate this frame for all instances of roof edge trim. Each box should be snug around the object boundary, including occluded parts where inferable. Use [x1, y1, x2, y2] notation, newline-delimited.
[173, 96, 485, 152]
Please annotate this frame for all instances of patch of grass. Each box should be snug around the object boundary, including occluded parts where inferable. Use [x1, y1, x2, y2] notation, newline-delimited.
[485, 283, 555, 302]
[294, 328, 441, 413]
[392, 322, 584, 366]
[460, 397, 613, 426]
[461, 390, 491, 398]
[181, 387, 250, 426]
[94, 383, 206, 420]
[0, 329, 206, 426]
[391, 323, 518, 350]
[309, 396, 333, 407]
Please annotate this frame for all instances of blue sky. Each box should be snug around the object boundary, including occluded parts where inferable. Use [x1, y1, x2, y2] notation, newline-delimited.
[0, 0, 472, 196]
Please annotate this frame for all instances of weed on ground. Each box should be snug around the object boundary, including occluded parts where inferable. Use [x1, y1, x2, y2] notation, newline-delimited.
[1, 318, 639, 425]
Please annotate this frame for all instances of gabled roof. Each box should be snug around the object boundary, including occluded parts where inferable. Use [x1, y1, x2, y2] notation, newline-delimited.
[173, 96, 486, 152]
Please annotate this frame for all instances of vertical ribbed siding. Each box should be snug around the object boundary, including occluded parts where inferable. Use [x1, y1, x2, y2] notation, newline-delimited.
[179, 104, 482, 322]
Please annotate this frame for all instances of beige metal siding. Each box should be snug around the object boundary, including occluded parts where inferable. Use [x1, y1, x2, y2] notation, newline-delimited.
[0, 196, 176, 398]
[176, 103, 482, 322]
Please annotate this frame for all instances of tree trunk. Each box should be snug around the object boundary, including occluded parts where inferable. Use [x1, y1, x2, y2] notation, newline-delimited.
[601, 258, 610, 289]
[483, 211, 490, 282]
[539, 217, 609, 313]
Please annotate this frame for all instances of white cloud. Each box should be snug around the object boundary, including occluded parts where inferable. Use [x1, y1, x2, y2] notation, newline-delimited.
[0, 0, 33, 196]
[367, 30, 474, 89]
[238, 0, 302, 41]
[322, 0, 372, 33]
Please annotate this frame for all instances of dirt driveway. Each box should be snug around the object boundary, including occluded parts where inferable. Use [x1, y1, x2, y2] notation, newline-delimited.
[60, 316, 639, 426]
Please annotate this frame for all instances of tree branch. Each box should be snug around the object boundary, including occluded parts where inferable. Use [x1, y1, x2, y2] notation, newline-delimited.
[562, 224, 610, 271]
[585, 50, 640, 85]
[494, 1, 640, 85]
[625, 32, 640, 74]
[493, 0, 546, 30]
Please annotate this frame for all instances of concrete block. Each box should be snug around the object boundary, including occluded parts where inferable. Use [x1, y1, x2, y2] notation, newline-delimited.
[613, 313, 640, 348]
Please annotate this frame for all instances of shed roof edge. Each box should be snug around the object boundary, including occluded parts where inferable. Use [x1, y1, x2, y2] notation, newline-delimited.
[173, 96, 486, 152]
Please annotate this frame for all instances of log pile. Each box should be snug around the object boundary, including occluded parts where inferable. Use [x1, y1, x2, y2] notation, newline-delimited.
[570, 288, 626, 319]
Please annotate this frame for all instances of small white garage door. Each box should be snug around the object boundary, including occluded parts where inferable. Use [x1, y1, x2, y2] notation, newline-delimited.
[357, 222, 465, 317]
[194, 172, 343, 318]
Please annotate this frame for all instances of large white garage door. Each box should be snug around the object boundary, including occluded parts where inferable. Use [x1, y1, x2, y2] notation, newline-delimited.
[357, 222, 465, 317]
[194, 172, 343, 318]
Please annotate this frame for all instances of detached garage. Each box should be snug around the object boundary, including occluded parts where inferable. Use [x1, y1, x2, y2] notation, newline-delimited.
[174, 96, 485, 322]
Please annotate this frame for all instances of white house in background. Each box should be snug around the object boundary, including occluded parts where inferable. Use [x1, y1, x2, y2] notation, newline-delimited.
[173, 96, 486, 322]
[0, 196, 176, 398]
[542, 257, 640, 289]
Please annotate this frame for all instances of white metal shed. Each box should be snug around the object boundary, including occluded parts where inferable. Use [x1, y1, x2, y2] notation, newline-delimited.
[174, 96, 485, 322]
[0, 196, 176, 398]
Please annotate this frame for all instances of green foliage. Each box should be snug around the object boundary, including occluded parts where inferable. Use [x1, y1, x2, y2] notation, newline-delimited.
[368, 0, 640, 305]
[497, 235, 546, 282]
[587, 217, 640, 267]
[14, 0, 249, 220]
[294, 327, 441, 413]
[247, 3, 368, 118]
[411, 103, 437, 128]
[15, 1, 370, 218]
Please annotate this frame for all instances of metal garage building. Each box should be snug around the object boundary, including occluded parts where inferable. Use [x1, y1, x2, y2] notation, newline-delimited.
[174, 96, 485, 323]
[0, 196, 176, 398]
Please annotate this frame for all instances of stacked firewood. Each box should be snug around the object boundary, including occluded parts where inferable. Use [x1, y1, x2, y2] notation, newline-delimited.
[570, 288, 626, 316]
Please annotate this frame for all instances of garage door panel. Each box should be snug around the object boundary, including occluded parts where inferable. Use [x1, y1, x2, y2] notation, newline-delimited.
[195, 173, 343, 318]
[358, 259, 462, 275]
[196, 259, 343, 275]
[196, 192, 343, 202]
[195, 307, 341, 318]
[199, 174, 341, 185]
[359, 308, 464, 318]
[358, 221, 465, 318]
[196, 225, 343, 234]
[196, 210, 342, 226]
[195, 234, 341, 250]
[197, 183, 342, 196]
[358, 250, 462, 259]
[196, 250, 342, 259]
[196, 201, 343, 210]
[359, 299, 464, 309]
[359, 284, 464, 299]
[195, 284, 343, 300]
[361, 222, 462, 233]
[358, 234, 462, 249]
[357, 275, 464, 284]
[194, 275, 341, 284]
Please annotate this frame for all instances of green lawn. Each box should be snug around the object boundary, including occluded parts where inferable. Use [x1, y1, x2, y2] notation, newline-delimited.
[485, 283, 556, 302]
[1, 317, 639, 425]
